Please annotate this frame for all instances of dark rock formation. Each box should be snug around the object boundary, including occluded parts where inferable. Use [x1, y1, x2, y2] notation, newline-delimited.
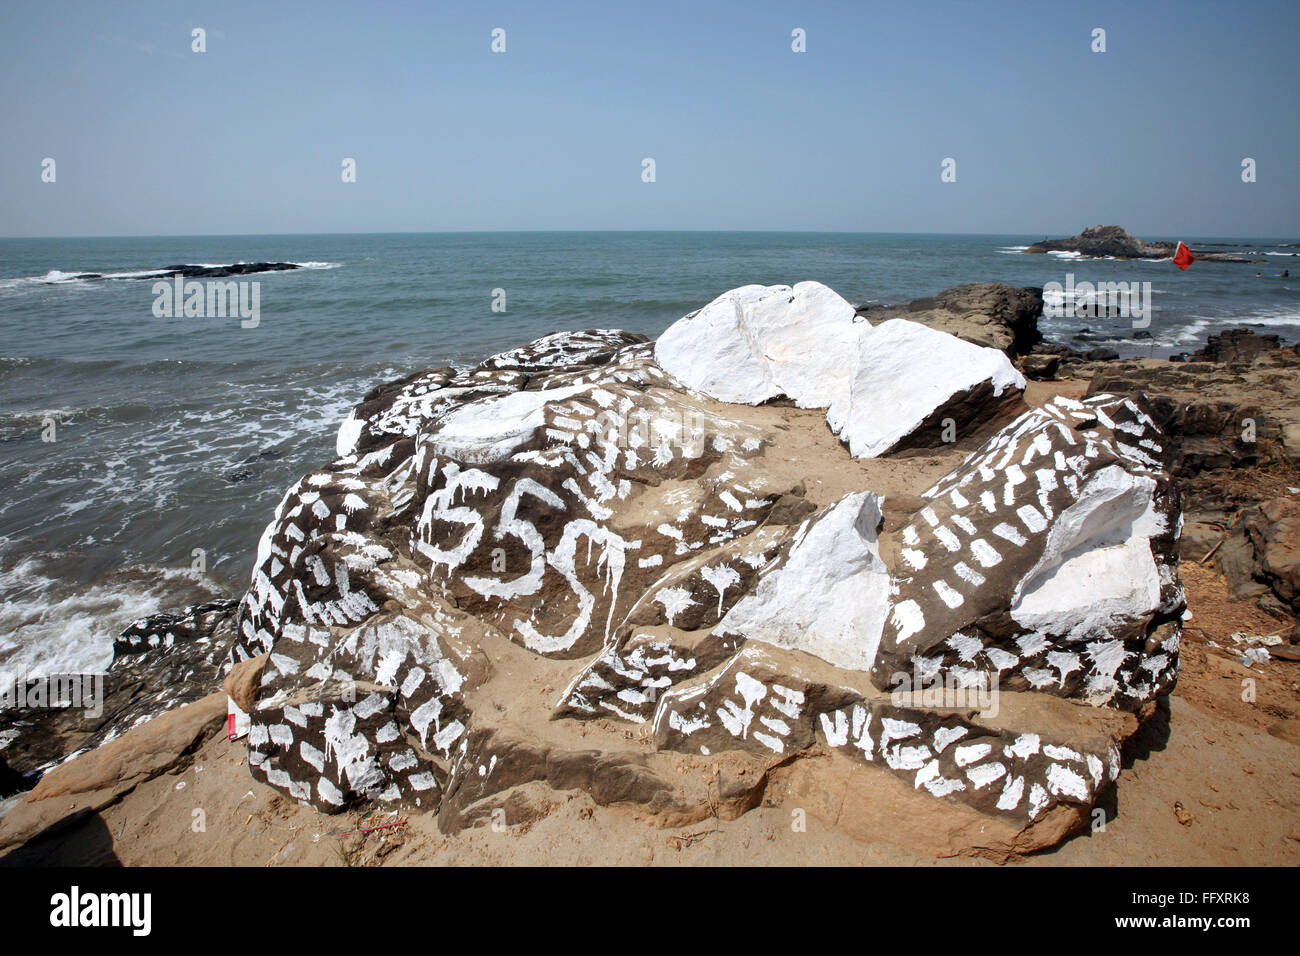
[0, 599, 239, 781]
[67, 263, 303, 282]
[1191, 328, 1286, 364]
[0, 755, 23, 799]
[1026, 226, 1265, 263]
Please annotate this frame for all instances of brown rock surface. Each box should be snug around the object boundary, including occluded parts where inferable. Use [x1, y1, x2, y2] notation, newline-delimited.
[223, 653, 269, 714]
[856, 282, 1043, 357]
[0, 692, 226, 852]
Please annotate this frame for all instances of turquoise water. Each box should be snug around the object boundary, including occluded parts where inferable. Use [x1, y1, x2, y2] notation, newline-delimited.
[0, 231, 1296, 673]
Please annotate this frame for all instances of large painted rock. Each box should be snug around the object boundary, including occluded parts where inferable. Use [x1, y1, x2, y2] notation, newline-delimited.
[227, 284, 1182, 858]
[655, 282, 1027, 457]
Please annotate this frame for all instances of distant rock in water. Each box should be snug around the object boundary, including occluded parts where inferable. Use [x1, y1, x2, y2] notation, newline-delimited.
[1026, 225, 1264, 263]
[66, 262, 304, 281]
[155, 263, 303, 279]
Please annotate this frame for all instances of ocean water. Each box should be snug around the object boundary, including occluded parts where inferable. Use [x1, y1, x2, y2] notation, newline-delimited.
[1, 231, 1297, 675]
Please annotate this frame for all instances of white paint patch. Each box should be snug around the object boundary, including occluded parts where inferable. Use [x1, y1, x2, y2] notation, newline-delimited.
[719, 491, 890, 671]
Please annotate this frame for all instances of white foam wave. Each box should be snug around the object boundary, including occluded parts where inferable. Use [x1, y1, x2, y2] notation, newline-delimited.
[0, 556, 220, 677]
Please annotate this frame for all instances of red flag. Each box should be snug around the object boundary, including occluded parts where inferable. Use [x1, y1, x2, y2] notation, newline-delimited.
[1173, 241, 1195, 270]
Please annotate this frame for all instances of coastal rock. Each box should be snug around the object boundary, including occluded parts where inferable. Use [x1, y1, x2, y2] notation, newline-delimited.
[1191, 328, 1285, 364]
[715, 491, 891, 671]
[0, 692, 226, 853]
[1084, 333, 1300, 520]
[1026, 226, 1265, 264]
[832, 319, 1026, 457]
[655, 281, 862, 407]
[210, 284, 1181, 856]
[1020, 354, 1061, 381]
[656, 282, 1027, 458]
[65, 262, 304, 282]
[1217, 498, 1300, 613]
[0, 598, 239, 782]
[1028, 225, 1153, 259]
[870, 394, 1183, 709]
[855, 282, 1044, 357]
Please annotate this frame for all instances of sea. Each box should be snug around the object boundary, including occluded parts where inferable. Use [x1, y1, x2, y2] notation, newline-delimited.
[1, 231, 1297, 677]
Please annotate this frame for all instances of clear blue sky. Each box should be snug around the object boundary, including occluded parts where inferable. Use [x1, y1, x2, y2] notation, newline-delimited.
[1, 0, 1296, 237]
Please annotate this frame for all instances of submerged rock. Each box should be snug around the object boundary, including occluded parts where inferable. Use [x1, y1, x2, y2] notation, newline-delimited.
[211, 281, 1181, 857]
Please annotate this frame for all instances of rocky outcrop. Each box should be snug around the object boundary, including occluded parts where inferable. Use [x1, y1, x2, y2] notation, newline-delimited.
[0, 599, 239, 783]
[1026, 226, 1265, 263]
[187, 281, 1183, 857]
[1218, 498, 1300, 616]
[1083, 333, 1300, 517]
[65, 262, 303, 281]
[1191, 329, 1289, 365]
[0, 693, 226, 852]
[1024, 330, 1300, 600]
[855, 283, 1044, 357]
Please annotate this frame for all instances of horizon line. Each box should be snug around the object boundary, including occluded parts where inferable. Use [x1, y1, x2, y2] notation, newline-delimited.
[2, 227, 1297, 242]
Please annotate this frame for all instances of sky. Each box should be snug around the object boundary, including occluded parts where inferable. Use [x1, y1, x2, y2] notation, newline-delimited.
[0, 0, 1296, 238]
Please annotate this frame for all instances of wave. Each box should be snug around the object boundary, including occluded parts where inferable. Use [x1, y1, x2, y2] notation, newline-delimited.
[1224, 310, 1300, 327]
[0, 552, 225, 677]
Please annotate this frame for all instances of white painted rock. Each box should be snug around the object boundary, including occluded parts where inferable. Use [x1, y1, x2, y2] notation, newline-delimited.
[716, 491, 891, 671]
[871, 393, 1182, 710]
[833, 319, 1027, 458]
[657, 283, 1026, 458]
[222, 316, 1181, 856]
[655, 281, 861, 407]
